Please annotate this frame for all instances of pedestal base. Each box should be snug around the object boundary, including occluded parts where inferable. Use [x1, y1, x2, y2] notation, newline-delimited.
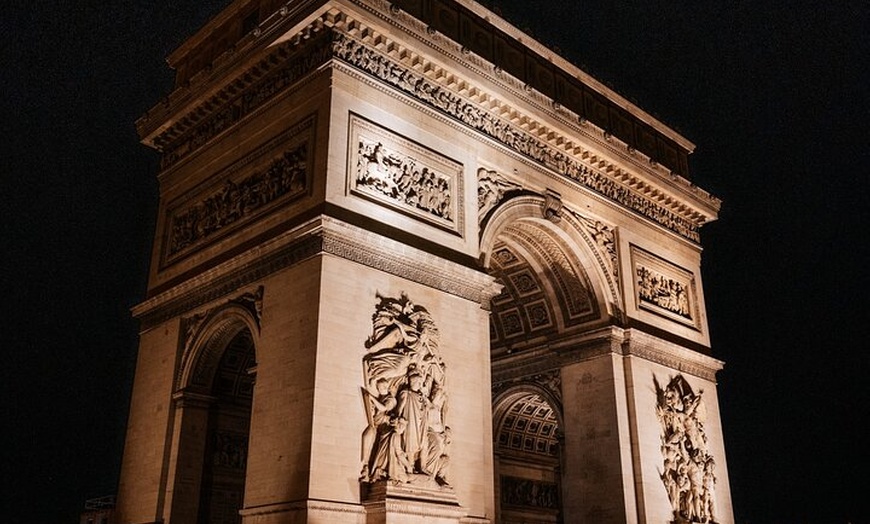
[362, 481, 471, 524]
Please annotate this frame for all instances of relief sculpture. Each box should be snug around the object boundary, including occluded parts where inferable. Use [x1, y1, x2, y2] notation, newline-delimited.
[477, 168, 522, 225]
[655, 375, 718, 524]
[360, 293, 451, 489]
[637, 265, 692, 320]
[167, 137, 309, 261]
[349, 114, 463, 233]
[356, 137, 453, 221]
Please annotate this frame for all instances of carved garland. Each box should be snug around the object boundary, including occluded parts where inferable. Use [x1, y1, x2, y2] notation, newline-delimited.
[331, 32, 701, 242]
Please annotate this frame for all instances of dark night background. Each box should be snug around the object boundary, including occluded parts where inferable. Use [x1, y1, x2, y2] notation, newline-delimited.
[1, 1, 867, 522]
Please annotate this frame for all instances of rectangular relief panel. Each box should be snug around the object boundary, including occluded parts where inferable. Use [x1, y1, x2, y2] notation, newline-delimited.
[630, 245, 701, 331]
[347, 113, 464, 236]
[161, 114, 316, 268]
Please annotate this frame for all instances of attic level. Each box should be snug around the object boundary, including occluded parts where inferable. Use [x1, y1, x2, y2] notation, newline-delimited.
[163, 0, 695, 178]
[167, 0, 286, 87]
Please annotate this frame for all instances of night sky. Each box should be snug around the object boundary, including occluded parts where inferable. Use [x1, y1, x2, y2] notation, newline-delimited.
[2, 1, 867, 523]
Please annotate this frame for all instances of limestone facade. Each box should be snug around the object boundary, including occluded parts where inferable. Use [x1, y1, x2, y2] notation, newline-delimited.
[117, 1, 733, 523]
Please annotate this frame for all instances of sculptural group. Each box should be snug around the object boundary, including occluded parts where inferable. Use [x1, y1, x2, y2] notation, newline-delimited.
[360, 293, 451, 488]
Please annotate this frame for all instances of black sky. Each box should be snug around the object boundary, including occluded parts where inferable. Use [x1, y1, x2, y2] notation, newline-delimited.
[1, 1, 867, 523]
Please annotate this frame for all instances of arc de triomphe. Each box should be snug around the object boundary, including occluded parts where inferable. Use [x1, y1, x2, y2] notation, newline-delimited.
[117, 1, 733, 523]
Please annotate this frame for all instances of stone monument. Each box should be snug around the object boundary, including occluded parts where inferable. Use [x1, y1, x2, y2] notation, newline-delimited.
[116, 1, 734, 523]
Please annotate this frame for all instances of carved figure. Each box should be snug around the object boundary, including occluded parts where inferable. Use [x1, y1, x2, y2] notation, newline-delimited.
[655, 374, 717, 523]
[477, 169, 522, 225]
[360, 379, 397, 481]
[360, 293, 451, 488]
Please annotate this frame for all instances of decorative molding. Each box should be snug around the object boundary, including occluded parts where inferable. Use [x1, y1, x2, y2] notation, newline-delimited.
[330, 31, 704, 242]
[162, 115, 316, 267]
[348, 114, 463, 235]
[624, 329, 722, 382]
[655, 374, 719, 524]
[320, 216, 500, 306]
[135, 216, 499, 328]
[630, 245, 700, 330]
[239, 499, 367, 518]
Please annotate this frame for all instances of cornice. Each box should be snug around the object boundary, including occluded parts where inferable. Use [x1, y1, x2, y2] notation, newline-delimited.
[132, 215, 500, 328]
[490, 325, 723, 383]
[327, 27, 713, 241]
[623, 328, 724, 382]
[137, 12, 335, 152]
[341, 0, 718, 214]
[139, 1, 719, 242]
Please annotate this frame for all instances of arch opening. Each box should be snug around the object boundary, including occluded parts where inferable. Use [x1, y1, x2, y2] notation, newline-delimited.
[487, 216, 607, 355]
[196, 327, 256, 524]
[494, 390, 563, 524]
[484, 199, 617, 524]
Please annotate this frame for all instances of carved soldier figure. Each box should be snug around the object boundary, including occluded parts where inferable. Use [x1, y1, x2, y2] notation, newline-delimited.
[360, 378, 397, 481]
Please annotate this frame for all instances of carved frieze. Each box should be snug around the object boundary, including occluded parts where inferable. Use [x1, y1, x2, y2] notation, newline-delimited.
[360, 293, 452, 491]
[163, 116, 315, 267]
[348, 114, 463, 235]
[331, 32, 702, 242]
[631, 245, 699, 329]
[212, 431, 249, 470]
[500, 476, 560, 511]
[655, 374, 718, 524]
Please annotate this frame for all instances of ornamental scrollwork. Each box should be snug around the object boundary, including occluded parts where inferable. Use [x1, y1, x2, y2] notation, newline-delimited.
[655, 374, 718, 524]
[360, 293, 451, 489]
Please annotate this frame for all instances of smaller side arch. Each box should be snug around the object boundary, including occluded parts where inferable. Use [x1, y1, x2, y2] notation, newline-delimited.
[493, 383, 564, 437]
[493, 383, 565, 523]
[177, 304, 261, 394]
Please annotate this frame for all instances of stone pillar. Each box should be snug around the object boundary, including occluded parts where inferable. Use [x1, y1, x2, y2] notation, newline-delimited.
[163, 392, 215, 524]
[560, 350, 637, 524]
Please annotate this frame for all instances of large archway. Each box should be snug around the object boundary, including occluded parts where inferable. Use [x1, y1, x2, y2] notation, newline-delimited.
[482, 195, 617, 524]
[168, 305, 259, 524]
[196, 327, 256, 524]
